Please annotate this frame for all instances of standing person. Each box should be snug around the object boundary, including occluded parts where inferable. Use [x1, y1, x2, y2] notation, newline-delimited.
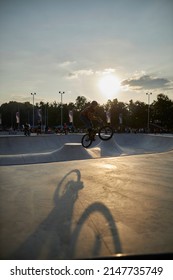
[24, 122, 30, 136]
[80, 100, 99, 139]
[63, 123, 68, 134]
[37, 120, 41, 135]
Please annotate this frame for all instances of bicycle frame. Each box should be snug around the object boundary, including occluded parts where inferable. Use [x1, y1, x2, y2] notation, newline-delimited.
[81, 124, 114, 148]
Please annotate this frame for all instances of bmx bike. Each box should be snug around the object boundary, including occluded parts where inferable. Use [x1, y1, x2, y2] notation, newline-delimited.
[81, 124, 114, 148]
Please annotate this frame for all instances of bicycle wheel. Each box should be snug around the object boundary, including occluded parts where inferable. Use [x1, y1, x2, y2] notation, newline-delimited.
[81, 134, 93, 148]
[98, 125, 114, 141]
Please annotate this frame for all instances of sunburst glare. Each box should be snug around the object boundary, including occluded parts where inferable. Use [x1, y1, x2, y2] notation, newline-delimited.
[98, 74, 121, 99]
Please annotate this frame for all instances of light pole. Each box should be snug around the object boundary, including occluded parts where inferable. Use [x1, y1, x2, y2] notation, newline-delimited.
[146, 92, 152, 133]
[59, 91, 65, 128]
[31, 92, 36, 127]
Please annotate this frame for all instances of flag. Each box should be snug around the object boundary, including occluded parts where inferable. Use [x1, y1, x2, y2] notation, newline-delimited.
[37, 109, 42, 122]
[119, 113, 123, 124]
[106, 111, 111, 123]
[69, 110, 73, 123]
[16, 112, 20, 124]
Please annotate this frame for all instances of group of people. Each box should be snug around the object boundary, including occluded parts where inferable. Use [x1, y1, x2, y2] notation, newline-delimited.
[23, 121, 42, 136]
[23, 100, 100, 137]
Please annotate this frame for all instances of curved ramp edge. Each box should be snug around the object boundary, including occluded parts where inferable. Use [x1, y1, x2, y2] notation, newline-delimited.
[0, 143, 92, 165]
[1, 133, 173, 165]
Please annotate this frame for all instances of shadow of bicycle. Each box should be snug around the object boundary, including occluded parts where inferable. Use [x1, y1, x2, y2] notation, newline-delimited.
[10, 169, 121, 259]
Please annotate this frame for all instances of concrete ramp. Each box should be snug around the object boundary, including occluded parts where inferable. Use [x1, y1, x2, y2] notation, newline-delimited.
[0, 133, 173, 165]
[0, 134, 81, 155]
[53, 143, 92, 161]
[114, 133, 173, 154]
[87, 136, 123, 158]
[88, 133, 173, 157]
[0, 142, 92, 165]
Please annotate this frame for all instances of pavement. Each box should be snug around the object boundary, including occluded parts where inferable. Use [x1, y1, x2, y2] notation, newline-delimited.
[0, 133, 173, 259]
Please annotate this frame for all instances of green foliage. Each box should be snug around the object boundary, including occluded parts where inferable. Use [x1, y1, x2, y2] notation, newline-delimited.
[0, 94, 173, 131]
[152, 94, 173, 129]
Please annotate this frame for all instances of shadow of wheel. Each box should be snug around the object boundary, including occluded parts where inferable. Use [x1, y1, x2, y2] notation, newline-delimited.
[70, 202, 122, 259]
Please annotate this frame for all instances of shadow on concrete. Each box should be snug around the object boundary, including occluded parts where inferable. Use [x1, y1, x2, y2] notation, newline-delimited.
[9, 169, 121, 260]
[69, 201, 122, 258]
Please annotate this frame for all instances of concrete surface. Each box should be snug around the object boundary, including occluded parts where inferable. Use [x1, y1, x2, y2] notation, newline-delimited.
[0, 133, 173, 259]
[1, 133, 173, 165]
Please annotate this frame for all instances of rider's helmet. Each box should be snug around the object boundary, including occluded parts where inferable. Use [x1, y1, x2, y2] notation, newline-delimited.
[91, 100, 98, 106]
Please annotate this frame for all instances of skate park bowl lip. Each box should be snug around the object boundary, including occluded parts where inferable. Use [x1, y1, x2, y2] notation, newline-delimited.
[0, 133, 173, 166]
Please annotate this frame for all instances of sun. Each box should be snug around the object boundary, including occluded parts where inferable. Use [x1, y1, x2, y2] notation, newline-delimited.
[98, 74, 121, 99]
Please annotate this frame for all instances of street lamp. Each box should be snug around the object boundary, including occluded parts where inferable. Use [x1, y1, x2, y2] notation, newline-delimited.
[31, 92, 36, 127]
[146, 92, 152, 133]
[59, 91, 65, 128]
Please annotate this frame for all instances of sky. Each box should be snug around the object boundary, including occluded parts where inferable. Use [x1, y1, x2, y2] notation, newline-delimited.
[0, 0, 173, 106]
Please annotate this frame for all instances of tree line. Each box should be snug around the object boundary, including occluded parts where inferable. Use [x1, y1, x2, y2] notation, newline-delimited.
[0, 94, 173, 132]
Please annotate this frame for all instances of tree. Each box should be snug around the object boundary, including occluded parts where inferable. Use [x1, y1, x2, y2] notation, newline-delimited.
[0, 94, 172, 131]
[152, 94, 173, 130]
[75, 96, 88, 111]
[104, 99, 128, 129]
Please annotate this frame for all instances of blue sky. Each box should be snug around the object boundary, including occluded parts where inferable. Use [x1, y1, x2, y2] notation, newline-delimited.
[0, 0, 173, 105]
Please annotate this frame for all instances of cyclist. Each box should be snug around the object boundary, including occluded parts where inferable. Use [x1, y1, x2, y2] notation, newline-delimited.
[80, 100, 100, 140]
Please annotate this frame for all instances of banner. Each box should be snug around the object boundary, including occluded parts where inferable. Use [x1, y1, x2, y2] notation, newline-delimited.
[106, 111, 111, 123]
[16, 112, 20, 124]
[119, 113, 123, 125]
[69, 110, 73, 123]
[37, 109, 42, 122]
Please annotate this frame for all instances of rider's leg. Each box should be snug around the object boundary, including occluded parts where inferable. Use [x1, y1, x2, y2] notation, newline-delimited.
[80, 115, 96, 140]
[80, 115, 92, 133]
[80, 115, 91, 128]
[86, 121, 95, 140]
[88, 126, 96, 140]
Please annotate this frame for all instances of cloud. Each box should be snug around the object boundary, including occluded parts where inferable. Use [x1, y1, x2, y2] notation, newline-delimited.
[58, 61, 76, 68]
[67, 72, 78, 79]
[121, 75, 171, 90]
[67, 69, 94, 79]
[66, 68, 118, 80]
[96, 68, 116, 76]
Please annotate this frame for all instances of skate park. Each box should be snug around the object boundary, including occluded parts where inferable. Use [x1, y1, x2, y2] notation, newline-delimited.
[0, 132, 173, 259]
